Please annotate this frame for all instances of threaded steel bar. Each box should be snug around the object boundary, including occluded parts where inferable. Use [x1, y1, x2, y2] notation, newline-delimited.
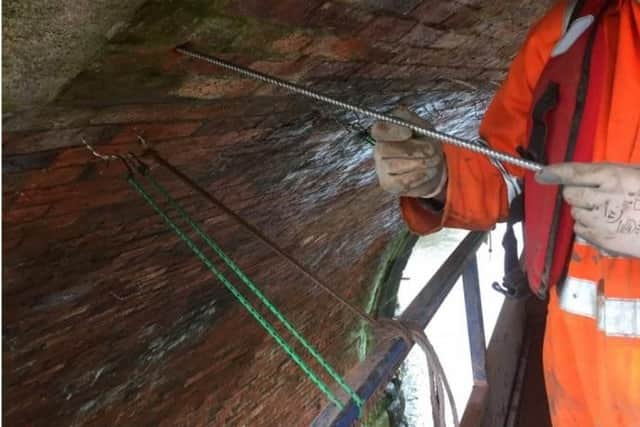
[177, 46, 543, 172]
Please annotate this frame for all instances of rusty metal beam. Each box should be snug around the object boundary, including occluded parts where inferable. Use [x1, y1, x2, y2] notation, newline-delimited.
[312, 231, 487, 426]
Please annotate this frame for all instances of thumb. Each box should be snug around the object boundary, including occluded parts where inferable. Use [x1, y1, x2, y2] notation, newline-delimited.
[535, 162, 603, 187]
[390, 106, 433, 129]
[371, 121, 412, 142]
[370, 106, 433, 142]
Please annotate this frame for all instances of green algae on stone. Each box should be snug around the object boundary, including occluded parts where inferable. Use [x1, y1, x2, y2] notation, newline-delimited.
[355, 229, 415, 427]
[356, 228, 415, 361]
[54, 0, 304, 104]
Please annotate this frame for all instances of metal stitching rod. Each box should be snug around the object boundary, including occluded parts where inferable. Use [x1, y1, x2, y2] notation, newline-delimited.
[176, 45, 543, 173]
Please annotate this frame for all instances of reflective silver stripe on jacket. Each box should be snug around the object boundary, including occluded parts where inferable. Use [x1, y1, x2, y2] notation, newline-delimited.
[558, 277, 640, 338]
[551, 15, 595, 57]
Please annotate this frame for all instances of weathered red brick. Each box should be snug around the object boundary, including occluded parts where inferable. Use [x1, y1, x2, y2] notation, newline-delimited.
[248, 59, 307, 79]
[401, 23, 444, 47]
[358, 15, 416, 42]
[248, 57, 320, 96]
[89, 97, 297, 125]
[193, 116, 267, 136]
[441, 5, 482, 31]
[393, 45, 473, 67]
[4, 126, 121, 156]
[165, 48, 259, 78]
[358, 63, 408, 80]
[304, 36, 369, 61]
[477, 68, 508, 84]
[229, 0, 323, 26]
[359, 0, 422, 14]
[412, 0, 462, 24]
[431, 31, 471, 49]
[4, 150, 58, 174]
[161, 49, 185, 72]
[171, 76, 260, 100]
[3, 107, 96, 133]
[90, 104, 207, 124]
[111, 122, 202, 144]
[307, 2, 374, 34]
[4, 203, 51, 224]
[50, 146, 129, 169]
[163, 53, 233, 78]
[270, 31, 313, 55]
[475, 21, 520, 42]
[305, 61, 364, 80]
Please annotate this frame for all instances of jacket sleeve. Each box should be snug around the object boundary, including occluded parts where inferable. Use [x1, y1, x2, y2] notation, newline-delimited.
[400, 0, 567, 235]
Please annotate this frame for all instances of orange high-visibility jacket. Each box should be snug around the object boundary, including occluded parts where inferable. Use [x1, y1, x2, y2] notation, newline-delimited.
[401, 1, 640, 425]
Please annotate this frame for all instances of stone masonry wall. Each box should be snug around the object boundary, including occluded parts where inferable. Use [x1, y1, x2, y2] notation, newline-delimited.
[3, 0, 551, 425]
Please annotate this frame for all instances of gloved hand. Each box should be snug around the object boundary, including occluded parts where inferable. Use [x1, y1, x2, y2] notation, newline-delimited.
[371, 107, 447, 198]
[536, 162, 640, 258]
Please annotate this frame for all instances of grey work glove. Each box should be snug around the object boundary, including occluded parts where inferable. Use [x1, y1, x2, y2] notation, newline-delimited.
[536, 162, 640, 258]
[371, 107, 447, 198]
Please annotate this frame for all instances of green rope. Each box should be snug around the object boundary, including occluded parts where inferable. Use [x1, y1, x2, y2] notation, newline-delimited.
[142, 172, 364, 409]
[127, 175, 361, 411]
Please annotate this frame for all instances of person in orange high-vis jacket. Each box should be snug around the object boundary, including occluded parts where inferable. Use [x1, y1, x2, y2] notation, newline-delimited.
[371, 0, 640, 425]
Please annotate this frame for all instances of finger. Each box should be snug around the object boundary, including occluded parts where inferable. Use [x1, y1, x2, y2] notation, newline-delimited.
[403, 172, 446, 198]
[574, 222, 619, 255]
[424, 151, 443, 168]
[409, 138, 440, 157]
[403, 185, 438, 198]
[564, 189, 629, 224]
[390, 106, 434, 129]
[378, 170, 427, 194]
[370, 106, 434, 142]
[535, 162, 611, 187]
[573, 223, 602, 248]
[563, 188, 629, 225]
[374, 140, 412, 159]
[574, 221, 589, 234]
[375, 139, 433, 158]
[400, 177, 439, 197]
[570, 206, 600, 227]
[574, 222, 592, 239]
[379, 153, 443, 175]
[386, 159, 442, 179]
[379, 156, 432, 160]
[388, 167, 428, 176]
[378, 156, 429, 172]
[371, 121, 412, 142]
[562, 186, 599, 209]
[380, 151, 441, 164]
[396, 169, 439, 191]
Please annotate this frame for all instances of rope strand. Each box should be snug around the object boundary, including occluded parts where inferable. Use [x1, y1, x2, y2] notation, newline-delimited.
[127, 174, 352, 410]
[140, 168, 364, 409]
